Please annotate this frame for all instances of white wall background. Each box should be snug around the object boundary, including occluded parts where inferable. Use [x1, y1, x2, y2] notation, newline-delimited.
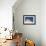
[0, 0, 46, 46]
[13, 0, 41, 46]
[0, 0, 16, 29]
[41, 0, 46, 46]
[13, 0, 46, 46]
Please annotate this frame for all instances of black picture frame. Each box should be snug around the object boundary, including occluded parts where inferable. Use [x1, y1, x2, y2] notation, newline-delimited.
[23, 15, 36, 25]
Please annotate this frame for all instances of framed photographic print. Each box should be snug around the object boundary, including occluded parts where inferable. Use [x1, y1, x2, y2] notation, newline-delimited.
[23, 15, 36, 25]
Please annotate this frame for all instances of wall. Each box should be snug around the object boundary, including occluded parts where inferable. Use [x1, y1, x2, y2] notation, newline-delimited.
[13, 0, 41, 46]
[41, 0, 46, 46]
[0, 0, 16, 30]
[0, 0, 16, 39]
[0, 0, 46, 46]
